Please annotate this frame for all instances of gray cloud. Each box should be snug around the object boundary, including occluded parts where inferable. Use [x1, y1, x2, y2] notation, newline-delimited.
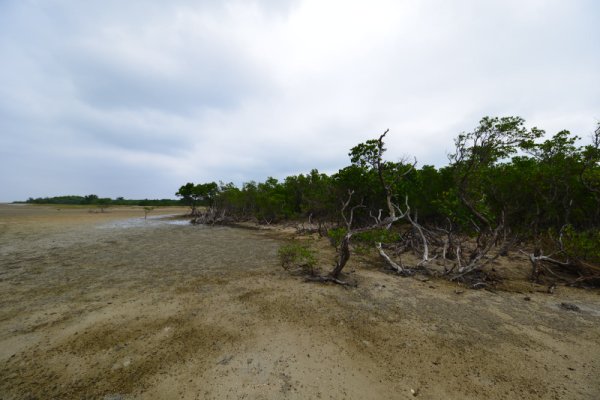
[1, 0, 599, 201]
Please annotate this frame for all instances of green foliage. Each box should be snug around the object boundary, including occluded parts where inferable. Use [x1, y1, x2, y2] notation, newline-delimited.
[561, 226, 600, 265]
[352, 228, 401, 256]
[349, 138, 385, 169]
[450, 116, 543, 166]
[255, 177, 287, 222]
[175, 183, 195, 204]
[173, 116, 598, 268]
[24, 196, 181, 207]
[25, 195, 88, 205]
[194, 182, 219, 206]
[278, 242, 317, 275]
[83, 194, 99, 204]
[353, 228, 400, 245]
[448, 116, 546, 231]
[143, 206, 155, 219]
[327, 227, 347, 249]
[176, 181, 219, 214]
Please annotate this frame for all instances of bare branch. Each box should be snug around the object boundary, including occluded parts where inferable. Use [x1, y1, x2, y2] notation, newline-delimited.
[340, 190, 355, 229]
[376, 242, 405, 273]
[403, 196, 430, 265]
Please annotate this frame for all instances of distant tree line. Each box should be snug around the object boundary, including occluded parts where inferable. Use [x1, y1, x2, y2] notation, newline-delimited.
[178, 117, 600, 286]
[23, 195, 182, 207]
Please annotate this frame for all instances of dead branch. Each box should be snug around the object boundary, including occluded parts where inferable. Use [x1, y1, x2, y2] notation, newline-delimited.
[402, 197, 430, 265]
[376, 242, 405, 274]
[521, 248, 600, 285]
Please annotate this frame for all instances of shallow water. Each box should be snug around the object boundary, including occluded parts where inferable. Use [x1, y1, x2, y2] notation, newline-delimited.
[97, 214, 192, 229]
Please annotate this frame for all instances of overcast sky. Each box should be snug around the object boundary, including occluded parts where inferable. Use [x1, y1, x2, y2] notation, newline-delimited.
[1, 0, 598, 201]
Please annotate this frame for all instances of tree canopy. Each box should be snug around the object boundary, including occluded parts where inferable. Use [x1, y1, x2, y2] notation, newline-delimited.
[181, 117, 600, 285]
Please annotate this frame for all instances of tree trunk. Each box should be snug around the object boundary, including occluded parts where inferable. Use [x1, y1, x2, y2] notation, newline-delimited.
[330, 233, 352, 278]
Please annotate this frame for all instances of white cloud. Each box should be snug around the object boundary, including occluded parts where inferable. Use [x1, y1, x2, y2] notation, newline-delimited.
[0, 0, 598, 201]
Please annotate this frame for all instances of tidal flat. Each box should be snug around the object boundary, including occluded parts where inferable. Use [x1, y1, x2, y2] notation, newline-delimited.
[1, 204, 599, 399]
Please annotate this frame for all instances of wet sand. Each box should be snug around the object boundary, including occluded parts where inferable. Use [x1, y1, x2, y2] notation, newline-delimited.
[1, 204, 599, 399]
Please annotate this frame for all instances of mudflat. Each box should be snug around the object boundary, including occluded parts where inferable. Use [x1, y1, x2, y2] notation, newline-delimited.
[1, 204, 599, 399]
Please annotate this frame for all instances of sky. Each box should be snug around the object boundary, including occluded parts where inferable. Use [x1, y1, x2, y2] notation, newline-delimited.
[1, 0, 599, 202]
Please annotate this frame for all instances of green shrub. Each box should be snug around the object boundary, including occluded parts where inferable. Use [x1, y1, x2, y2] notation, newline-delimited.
[353, 228, 400, 245]
[278, 242, 317, 275]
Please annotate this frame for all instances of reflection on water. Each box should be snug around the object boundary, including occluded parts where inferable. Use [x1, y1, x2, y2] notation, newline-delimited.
[98, 214, 193, 229]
